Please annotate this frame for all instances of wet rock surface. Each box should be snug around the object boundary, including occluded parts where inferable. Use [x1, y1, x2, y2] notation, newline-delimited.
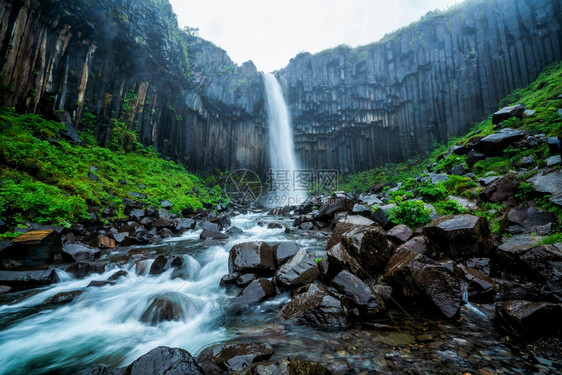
[198, 343, 274, 373]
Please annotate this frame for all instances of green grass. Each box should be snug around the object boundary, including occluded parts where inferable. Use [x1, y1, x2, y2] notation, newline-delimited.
[0, 108, 227, 229]
[341, 61, 562, 235]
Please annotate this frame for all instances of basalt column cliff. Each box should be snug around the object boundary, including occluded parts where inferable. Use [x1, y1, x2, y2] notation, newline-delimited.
[0, 0, 561, 175]
[280, 0, 562, 173]
[0, 0, 267, 172]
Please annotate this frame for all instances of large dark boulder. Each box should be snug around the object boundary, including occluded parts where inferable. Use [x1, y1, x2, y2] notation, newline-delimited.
[384, 248, 462, 319]
[505, 206, 554, 235]
[275, 250, 320, 288]
[125, 346, 205, 375]
[232, 278, 276, 306]
[332, 270, 387, 320]
[149, 255, 182, 275]
[280, 284, 349, 329]
[479, 175, 519, 205]
[140, 292, 200, 325]
[316, 195, 354, 222]
[67, 261, 106, 278]
[387, 224, 413, 244]
[62, 243, 101, 262]
[3, 230, 67, 268]
[229, 242, 276, 276]
[197, 343, 274, 374]
[423, 215, 491, 260]
[475, 127, 525, 156]
[326, 243, 369, 280]
[493, 279, 560, 303]
[454, 264, 496, 303]
[491, 104, 525, 125]
[341, 226, 390, 274]
[0, 269, 59, 290]
[395, 236, 427, 255]
[494, 300, 562, 338]
[273, 241, 299, 266]
[528, 169, 562, 206]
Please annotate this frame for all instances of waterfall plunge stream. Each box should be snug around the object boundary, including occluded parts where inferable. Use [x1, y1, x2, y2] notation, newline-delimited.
[263, 72, 307, 206]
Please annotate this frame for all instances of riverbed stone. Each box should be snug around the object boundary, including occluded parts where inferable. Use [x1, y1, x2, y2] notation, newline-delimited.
[3, 230, 66, 268]
[140, 292, 197, 325]
[316, 195, 354, 222]
[67, 261, 106, 278]
[62, 243, 100, 261]
[454, 264, 496, 303]
[280, 286, 349, 329]
[396, 236, 427, 255]
[384, 248, 462, 319]
[332, 270, 387, 320]
[275, 249, 320, 288]
[229, 242, 276, 276]
[341, 226, 390, 274]
[232, 278, 276, 306]
[126, 346, 204, 375]
[0, 269, 60, 290]
[326, 243, 369, 280]
[423, 215, 491, 260]
[198, 343, 274, 374]
[494, 300, 562, 338]
[273, 241, 299, 267]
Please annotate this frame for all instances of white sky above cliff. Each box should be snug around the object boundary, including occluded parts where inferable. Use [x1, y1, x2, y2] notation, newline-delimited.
[169, 0, 463, 72]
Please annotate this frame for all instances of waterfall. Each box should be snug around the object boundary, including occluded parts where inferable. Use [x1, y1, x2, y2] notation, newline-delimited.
[263, 72, 307, 206]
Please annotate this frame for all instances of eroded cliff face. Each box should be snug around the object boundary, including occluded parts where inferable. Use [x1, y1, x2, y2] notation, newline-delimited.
[279, 0, 562, 173]
[1, 0, 561, 176]
[0, 0, 267, 172]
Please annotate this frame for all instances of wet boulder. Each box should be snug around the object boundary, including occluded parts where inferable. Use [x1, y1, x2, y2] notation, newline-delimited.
[396, 236, 427, 255]
[493, 279, 560, 303]
[149, 255, 182, 275]
[326, 222, 355, 250]
[528, 169, 562, 206]
[44, 290, 83, 305]
[475, 128, 525, 156]
[275, 250, 320, 288]
[369, 204, 395, 229]
[454, 264, 496, 303]
[332, 270, 387, 320]
[384, 248, 462, 319]
[232, 278, 276, 306]
[387, 224, 413, 244]
[67, 261, 106, 279]
[236, 273, 257, 287]
[198, 343, 274, 374]
[316, 195, 354, 222]
[518, 244, 562, 295]
[175, 218, 196, 232]
[326, 243, 369, 280]
[200, 230, 229, 240]
[3, 230, 67, 268]
[125, 346, 204, 375]
[62, 243, 101, 261]
[341, 226, 391, 274]
[479, 175, 519, 205]
[140, 292, 201, 325]
[494, 300, 562, 338]
[423, 215, 491, 260]
[273, 241, 299, 266]
[505, 206, 554, 235]
[491, 104, 525, 125]
[280, 284, 349, 329]
[0, 269, 60, 290]
[229, 242, 276, 276]
[241, 357, 334, 375]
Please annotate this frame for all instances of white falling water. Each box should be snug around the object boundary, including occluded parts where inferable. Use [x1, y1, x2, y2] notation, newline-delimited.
[263, 72, 307, 206]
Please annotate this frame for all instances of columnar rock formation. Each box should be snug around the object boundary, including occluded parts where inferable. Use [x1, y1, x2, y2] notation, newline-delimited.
[0, 0, 267, 172]
[1, 0, 561, 174]
[279, 0, 562, 173]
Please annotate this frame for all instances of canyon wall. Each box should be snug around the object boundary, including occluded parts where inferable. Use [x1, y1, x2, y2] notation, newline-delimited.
[0, 0, 267, 172]
[279, 0, 562, 173]
[1, 0, 561, 175]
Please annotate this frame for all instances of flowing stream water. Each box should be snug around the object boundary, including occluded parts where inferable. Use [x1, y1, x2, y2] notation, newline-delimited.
[0, 213, 558, 374]
[263, 72, 307, 206]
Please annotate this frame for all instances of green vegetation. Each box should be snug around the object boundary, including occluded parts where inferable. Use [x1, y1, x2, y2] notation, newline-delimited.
[0, 108, 227, 229]
[342, 61, 562, 235]
[538, 233, 562, 245]
[387, 200, 432, 229]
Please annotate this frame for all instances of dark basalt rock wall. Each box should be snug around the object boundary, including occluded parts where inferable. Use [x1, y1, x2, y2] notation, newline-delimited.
[279, 0, 562, 173]
[1, 0, 561, 175]
[0, 0, 267, 172]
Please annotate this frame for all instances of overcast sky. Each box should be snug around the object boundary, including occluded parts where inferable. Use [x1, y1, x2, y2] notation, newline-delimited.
[169, 0, 464, 72]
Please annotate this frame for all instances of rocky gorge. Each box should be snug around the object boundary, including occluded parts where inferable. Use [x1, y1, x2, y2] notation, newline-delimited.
[1, 0, 561, 174]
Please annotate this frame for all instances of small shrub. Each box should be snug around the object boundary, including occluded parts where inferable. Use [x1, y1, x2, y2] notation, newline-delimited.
[417, 182, 447, 202]
[388, 200, 432, 229]
[434, 199, 469, 215]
